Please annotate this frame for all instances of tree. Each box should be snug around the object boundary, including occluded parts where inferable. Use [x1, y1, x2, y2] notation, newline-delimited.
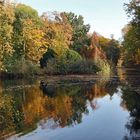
[0, 2, 15, 70]
[22, 19, 47, 62]
[123, 0, 140, 65]
[90, 32, 120, 66]
[82, 32, 107, 60]
[13, 4, 47, 63]
[42, 12, 73, 57]
[40, 48, 56, 68]
[122, 25, 138, 64]
[63, 12, 90, 53]
[105, 39, 120, 66]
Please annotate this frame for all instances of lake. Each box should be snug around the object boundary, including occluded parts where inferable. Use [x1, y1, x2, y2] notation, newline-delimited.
[0, 68, 140, 140]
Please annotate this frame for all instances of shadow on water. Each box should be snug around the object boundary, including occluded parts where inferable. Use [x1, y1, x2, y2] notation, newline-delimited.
[0, 68, 139, 140]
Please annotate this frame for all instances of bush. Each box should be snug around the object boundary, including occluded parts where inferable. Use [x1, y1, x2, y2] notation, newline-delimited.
[45, 59, 101, 75]
[95, 58, 111, 76]
[44, 49, 84, 75]
[5, 60, 40, 76]
[69, 59, 100, 74]
[65, 49, 82, 62]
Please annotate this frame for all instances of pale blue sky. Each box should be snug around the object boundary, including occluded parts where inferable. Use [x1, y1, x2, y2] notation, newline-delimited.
[17, 0, 129, 39]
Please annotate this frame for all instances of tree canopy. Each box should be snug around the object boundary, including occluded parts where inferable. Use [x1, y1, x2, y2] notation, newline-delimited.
[123, 0, 140, 65]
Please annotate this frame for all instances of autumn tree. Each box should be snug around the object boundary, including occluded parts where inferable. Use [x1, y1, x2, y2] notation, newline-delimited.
[22, 19, 47, 62]
[41, 12, 73, 57]
[63, 12, 90, 53]
[98, 34, 121, 66]
[96, 34, 120, 66]
[13, 4, 48, 63]
[82, 32, 107, 60]
[0, 2, 14, 70]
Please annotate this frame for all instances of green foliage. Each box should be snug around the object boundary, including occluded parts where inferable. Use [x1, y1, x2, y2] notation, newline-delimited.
[5, 60, 40, 76]
[40, 48, 57, 68]
[105, 39, 120, 66]
[13, 4, 47, 62]
[123, 0, 140, 65]
[69, 59, 101, 74]
[63, 12, 90, 52]
[14, 4, 39, 20]
[13, 4, 40, 53]
[98, 35, 120, 66]
[45, 49, 83, 74]
[64, 49, 82, 62]
[122, 25, 137, 64]
[45, 58, 100, 75]
[96, 58, 111, 76]
[56, 50, 82, 74]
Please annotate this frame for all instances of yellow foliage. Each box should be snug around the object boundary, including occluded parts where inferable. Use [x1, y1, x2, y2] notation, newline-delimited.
[42, 13, 73, 56]
[0, 3, 15, 70]
[23, 19, 48, 63]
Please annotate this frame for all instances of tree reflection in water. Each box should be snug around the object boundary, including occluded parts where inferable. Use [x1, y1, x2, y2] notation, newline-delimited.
[0, 71, 140, 140]
[121, 88, 140, 140]
[118, 68, 140, 140]
[0, 78, 119, 139]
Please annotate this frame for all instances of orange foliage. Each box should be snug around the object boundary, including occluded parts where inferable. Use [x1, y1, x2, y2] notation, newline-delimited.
[81, 32, 106, 60]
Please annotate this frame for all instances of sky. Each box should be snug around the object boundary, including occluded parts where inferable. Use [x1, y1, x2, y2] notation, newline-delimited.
[17, 0, 130, 39]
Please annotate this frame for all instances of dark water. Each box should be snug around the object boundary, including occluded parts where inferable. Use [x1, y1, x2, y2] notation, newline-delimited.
[0, 69, 140, 140]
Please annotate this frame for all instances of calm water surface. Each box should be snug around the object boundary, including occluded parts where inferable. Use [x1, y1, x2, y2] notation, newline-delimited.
[0, 69, 140, 140]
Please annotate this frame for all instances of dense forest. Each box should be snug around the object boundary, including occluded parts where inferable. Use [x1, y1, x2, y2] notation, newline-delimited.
[0, 0, 139, 78]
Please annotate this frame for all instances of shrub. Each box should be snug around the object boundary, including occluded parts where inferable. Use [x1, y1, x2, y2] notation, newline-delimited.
[69, 59, 100, 74]
[44, 49, 83, 74]
[45, 59, 101, 75]
[65, 49, 82, 62]
[5, 60, 40, 76]
[96, 58, 111, 76]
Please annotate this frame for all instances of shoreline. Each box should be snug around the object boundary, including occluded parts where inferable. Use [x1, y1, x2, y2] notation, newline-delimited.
[1, 67, 139, 82]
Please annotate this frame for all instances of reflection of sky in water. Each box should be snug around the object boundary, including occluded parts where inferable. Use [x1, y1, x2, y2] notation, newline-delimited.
[9, 91, 129, 140]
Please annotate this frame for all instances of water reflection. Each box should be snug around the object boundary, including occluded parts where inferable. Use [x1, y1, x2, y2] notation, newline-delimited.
[0, 69, 139, 140]
[119, 69, 140, 140]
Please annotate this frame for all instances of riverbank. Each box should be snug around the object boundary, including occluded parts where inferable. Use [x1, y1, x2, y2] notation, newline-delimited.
[40, 74, 101, 84]
[0, 71, 105, 81]
[0, 74, 114, 92]
[0, 67, 135, 80]
[3, 67, 139, 85]
[0, 72, 24, 80]
[0, 68, 118, 84]
[0, 73, 103, 82]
